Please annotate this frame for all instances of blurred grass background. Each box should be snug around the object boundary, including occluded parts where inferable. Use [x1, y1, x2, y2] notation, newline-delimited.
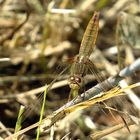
[0, 0, 140, 139]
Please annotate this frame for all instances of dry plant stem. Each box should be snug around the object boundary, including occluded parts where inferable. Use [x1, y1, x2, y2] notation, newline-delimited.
[0, 74, 47, 84]
[0, 12, 29, 44]
[89, 121, 134, 140]
[11, 62, 28, 91]
[10, 41, 71, 64]
[50, 125, 54, 140]
[0, 58, 10, 62]
[119, 58, 140, 77]
[0, 99, 9, 104]
[0, 79, 68, 99]
[63, 83, 140, 114]
[61, 132, 71, 140]
[78, 0, 96, 12]
[50, 8, 76, 14]
[104, 0, 132, 19]
[0, 122, 12, 136]
[125, 45, 135, 64]
[119, 80, 140, 110]
[28, 0, 44, 13]
[0, 17, 16, 27]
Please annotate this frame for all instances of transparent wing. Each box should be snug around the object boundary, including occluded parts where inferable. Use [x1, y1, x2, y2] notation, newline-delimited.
[86, 59, 138, 125]
[20, 65, 69, 124]
[87, 59, 113, 92]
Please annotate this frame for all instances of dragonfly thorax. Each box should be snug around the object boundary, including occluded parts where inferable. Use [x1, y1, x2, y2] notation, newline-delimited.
[69, 75, 83, 90]
[76, 55, 89, 64]
[68, 55, 88, 90]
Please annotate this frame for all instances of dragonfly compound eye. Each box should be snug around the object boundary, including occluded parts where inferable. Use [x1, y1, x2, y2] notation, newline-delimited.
[75, 77, 81, 84]
[69, 76, 81, 84]
[70, 76, 75, 81]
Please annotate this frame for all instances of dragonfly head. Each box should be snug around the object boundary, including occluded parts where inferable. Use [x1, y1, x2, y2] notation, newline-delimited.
[69, 75, 83, 90]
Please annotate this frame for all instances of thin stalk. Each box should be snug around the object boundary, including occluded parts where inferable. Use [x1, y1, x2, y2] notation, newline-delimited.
[14, 105, 25, 140]
[36, 85, 47, 140]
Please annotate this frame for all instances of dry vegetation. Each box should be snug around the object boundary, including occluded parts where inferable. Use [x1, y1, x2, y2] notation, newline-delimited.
[0, 0, 140, 140]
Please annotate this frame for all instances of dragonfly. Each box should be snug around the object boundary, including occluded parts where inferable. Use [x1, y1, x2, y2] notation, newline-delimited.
[6, 11, 111, 139]
[68, 12, 99, 91]
[68, 11, 109, 96]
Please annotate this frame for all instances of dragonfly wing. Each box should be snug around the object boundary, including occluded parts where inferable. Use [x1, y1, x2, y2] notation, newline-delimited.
[86, 59, 138, 123]
[20, 66, 69, 124]
[86, 59, 113, 92]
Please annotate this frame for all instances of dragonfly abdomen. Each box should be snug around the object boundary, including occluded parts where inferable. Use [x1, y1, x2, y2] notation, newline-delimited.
[79, 12, 99, 57]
